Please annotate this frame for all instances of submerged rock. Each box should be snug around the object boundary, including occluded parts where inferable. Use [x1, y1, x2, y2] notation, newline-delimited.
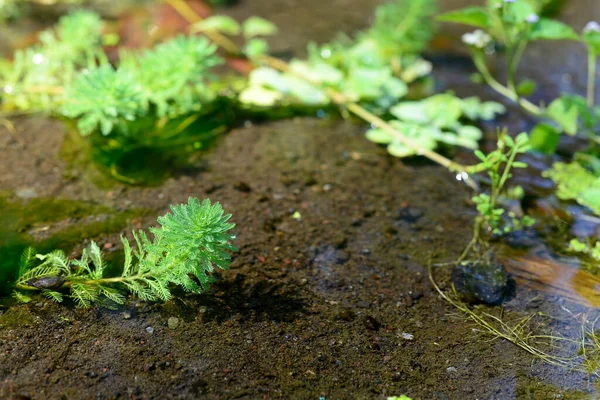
[451, 261, 514, 305]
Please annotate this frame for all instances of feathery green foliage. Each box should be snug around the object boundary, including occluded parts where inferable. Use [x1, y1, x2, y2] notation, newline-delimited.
[0, 10, 105, 112]
[365, 0, 437, 56]
[13, 198, 236, 307]
[61, 35, 222, 136]
[1, 11, 223, 137]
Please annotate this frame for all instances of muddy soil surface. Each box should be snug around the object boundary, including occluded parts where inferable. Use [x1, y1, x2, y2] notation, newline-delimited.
[1, 0, 600, 399]
[1, 116, 596, 399]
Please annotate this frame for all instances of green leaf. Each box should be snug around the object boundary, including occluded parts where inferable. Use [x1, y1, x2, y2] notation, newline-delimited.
[436, 7, 490, 29]
[529, 18, 578, 40]
[244, 38, 269, 59]
[459, 97, 505, 120]
[243, 16, 278, 39]
[546, 96, 579, 135]
[529, 122, 560, 154]
[390, 102, 428, 124]
[424, 94, 463, 128]
[583, 30, 600, 55]
[516, 79, 537, 96]
[365, 128, 394, 144]
[191, 15, 241, 36]
[13, 291, 32, 303]
[544, 161, 600, 215]
[386, 125, 437, 158]
[506, 1, 536, 24]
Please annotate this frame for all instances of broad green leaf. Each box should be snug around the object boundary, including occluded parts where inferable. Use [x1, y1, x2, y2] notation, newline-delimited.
[507, 1, 536, 24]
[399, 58, 432, 83]
[284, 76, 328, 105]
[191, 16, 241, 36]
[244, 38, 269, 59]
[289, 60, 343, 85]
[343, 67, 394, 99]
[516, 79, 536, 96]
[529, 18, 578, 40]
[249, 67, 288, 92]
[424, 94, 462, 128]
[386, 125, 437, 158]
[559, 94, 595, 128]
[243, 17, 278, 38]
[238, 86, 282, 106]
[529, 122, 560, 154]
[382, 77, 408, 99]
[546, 96, 579, 134]
[583, 30, 600, 55]
[365, 128, 394, 144]
[390, 101, 428, 123]
[580, 188, 600, 213]
[459, 96, 505, 120]
[436, 7, 490, 29]
[456, 125, 482, 141]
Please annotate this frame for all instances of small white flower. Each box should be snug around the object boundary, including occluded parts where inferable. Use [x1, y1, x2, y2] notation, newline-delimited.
[3, 85, 14, 94]
[584, 21, 600, 33]
[32, 53, 44, 65]
[462, 30, 493, 49]
[526, 13, 539, 24]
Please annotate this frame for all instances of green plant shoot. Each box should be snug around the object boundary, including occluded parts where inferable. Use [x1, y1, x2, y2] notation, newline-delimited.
[13, 197, 236, 307]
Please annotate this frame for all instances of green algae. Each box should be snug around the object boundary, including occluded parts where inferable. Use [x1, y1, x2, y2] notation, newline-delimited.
[0, 193, 149, 296]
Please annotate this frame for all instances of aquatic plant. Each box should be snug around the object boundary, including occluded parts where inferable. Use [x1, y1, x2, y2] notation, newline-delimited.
[12, 197, 236, 307]
[457, 131, 535, 262]
[1, 10, 106, 113]
[439, 0, 600, 215]
[0, 11, 223, 135]
[365, 94, 505, 158]
[61, 35, 222, 136]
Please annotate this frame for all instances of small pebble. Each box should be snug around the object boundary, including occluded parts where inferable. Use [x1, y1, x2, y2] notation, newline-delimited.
[446, 366, 458, 373]
[233, 181, 252, 193]
[401, 332, 414, 340]
[122, 311, 132, 319]
[362, 316, 380, 331]
[338, 308, 355, 322]
[146, 326, 154, 334]
[167, 317, 180, 330]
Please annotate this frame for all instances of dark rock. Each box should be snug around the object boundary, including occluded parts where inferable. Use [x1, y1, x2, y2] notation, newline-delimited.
[357, 301, 370, 308]
[451, 261, 514, 305]
[396, 206, 424, 223]
[409, 360, 422, 371]
[233, 181, 252, 193]
[362, 315, 380, 331]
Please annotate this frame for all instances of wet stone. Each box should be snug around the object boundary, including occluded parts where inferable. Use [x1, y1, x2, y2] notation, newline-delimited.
[362, 315, 380, 331]
[451, 261, 513, 305]
[233, 181, 252, 192]
[167, 317, 180, 330]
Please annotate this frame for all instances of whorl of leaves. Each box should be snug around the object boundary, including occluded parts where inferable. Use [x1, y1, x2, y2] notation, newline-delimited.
[13, 198, 235, 307]
[61, 35, 222, 136]
[365, 0, 437, 56]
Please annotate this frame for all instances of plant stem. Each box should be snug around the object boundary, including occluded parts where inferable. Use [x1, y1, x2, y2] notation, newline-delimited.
[166, 0, 489, 177]
[471, 51, 542, 117]
[587, 49, 597, 107]
[165, 0, 240, 55]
